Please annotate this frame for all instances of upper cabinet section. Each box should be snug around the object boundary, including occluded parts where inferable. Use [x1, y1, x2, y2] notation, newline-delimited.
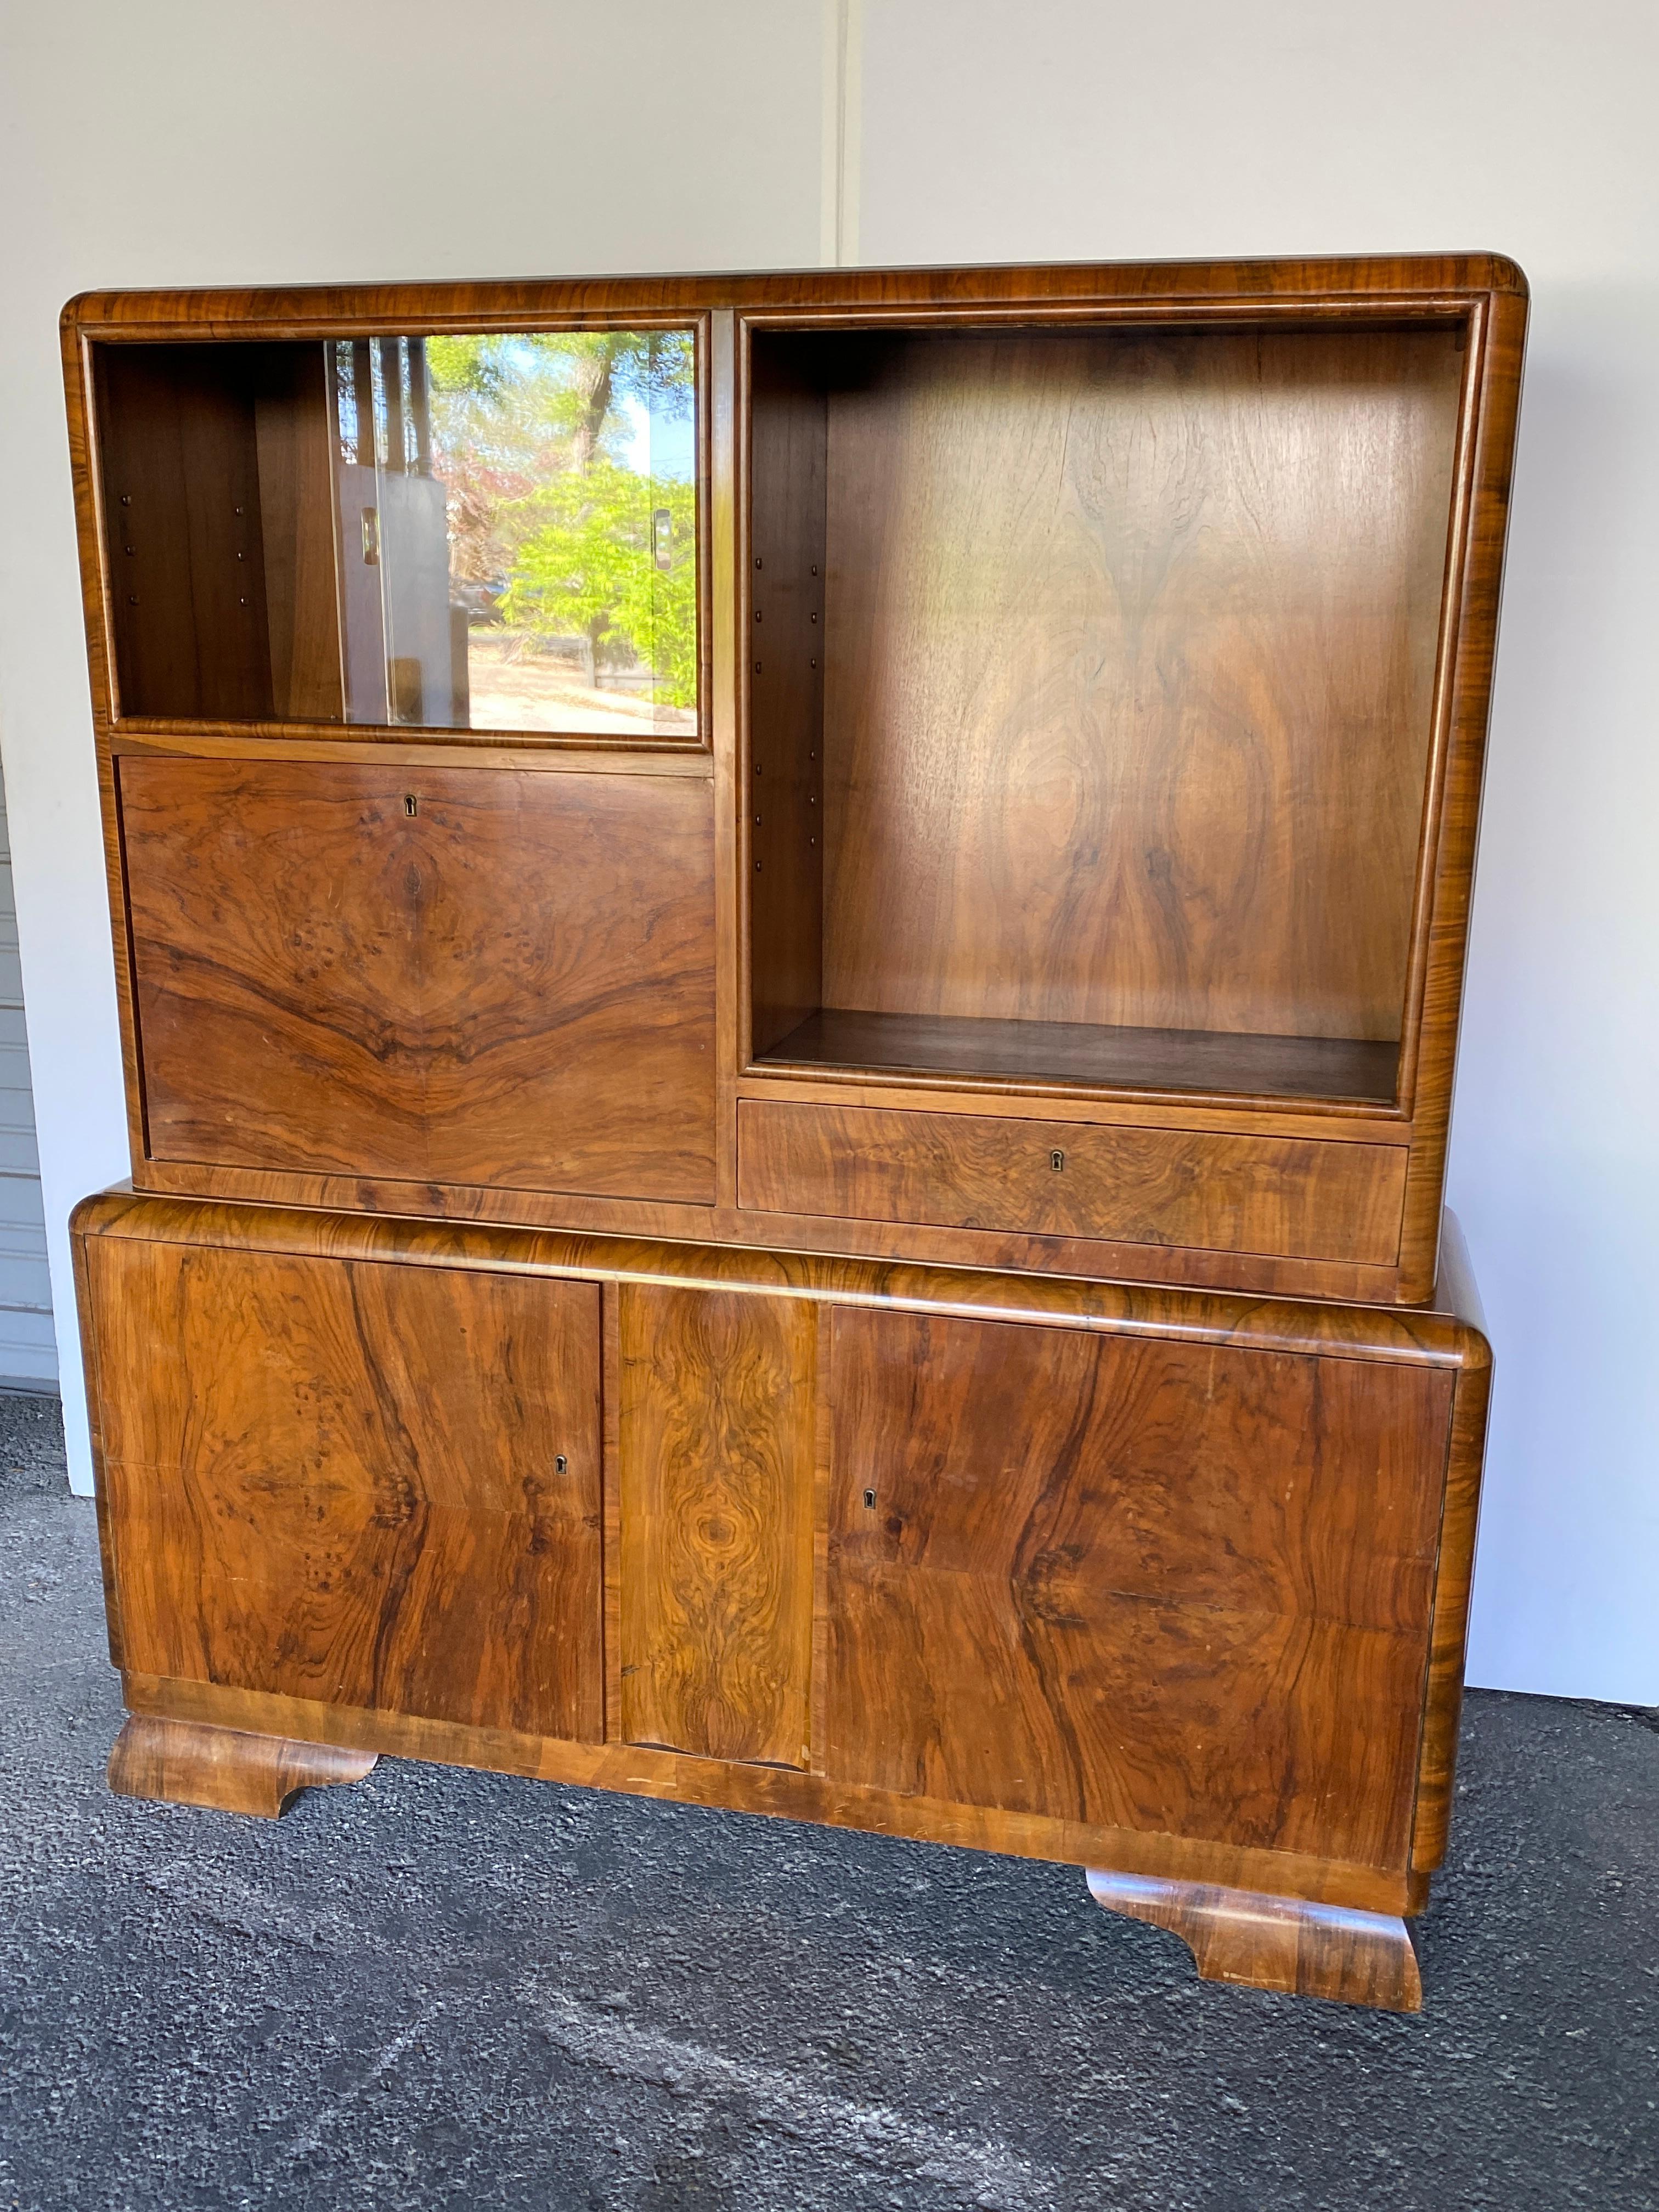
[87, 326, 702, 741]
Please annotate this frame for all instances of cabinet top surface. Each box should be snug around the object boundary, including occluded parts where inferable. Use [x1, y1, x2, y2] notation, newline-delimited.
[71, 1188, 1490, 1372]
[64, 253, 1528, 334]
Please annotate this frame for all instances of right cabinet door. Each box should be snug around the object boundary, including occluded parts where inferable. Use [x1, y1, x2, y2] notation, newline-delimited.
[826, 1308, 1452, 1871]
[120, 755, 716, 1204]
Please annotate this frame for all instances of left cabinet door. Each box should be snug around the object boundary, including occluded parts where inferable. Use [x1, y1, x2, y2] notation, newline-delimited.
[117, 755, 717, 1202]
[83, 1233, 604, 1741]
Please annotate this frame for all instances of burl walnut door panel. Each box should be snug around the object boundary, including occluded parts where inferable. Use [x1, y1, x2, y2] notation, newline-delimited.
[83, 1236, 603, 1739]
[119, 757, 716, 1202]
[617, 1285, 818, 1768]
[827, 1308, 1453, 1870]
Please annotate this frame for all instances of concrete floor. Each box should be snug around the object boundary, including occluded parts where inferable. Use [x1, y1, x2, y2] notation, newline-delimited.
[1, 1394, 1654, 2212]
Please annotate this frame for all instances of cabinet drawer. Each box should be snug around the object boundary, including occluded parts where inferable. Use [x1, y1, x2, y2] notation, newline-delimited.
[121, 756, 716, 1204]
[738, 1099, 1406, 1266]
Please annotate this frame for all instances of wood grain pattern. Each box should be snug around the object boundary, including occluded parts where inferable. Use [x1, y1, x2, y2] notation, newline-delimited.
[95, 344, 275, 721]
[252, 347, 346, 720]
[819, 325, 1463, 1045]
[72, 1186, 1488, 1374]
[62, 260, 1525, 1304]
[618, 1285, 817, 1766]
[108, 1714, 376, 1819]
[82, 1232, 605, 1740]
[63, 256, 1527, 345]
[747, 340, 826, 1055]
[1086, 1870, 1421, 2011]
[1410, 1210, 1493, 1871]
[826, 1306, 1453, 1869]
[760, 1007, 1398, 1105]
[120, 1155, 1409, 1303]
[738, 1098, 1407, 1266]
[1391, 286, 1528, 1297]
[123, 1667, 1417, 1916]
[120, 755, 717, 1201]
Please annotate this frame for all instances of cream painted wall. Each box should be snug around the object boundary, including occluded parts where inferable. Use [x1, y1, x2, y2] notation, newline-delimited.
[0, 1, 1652, 1701]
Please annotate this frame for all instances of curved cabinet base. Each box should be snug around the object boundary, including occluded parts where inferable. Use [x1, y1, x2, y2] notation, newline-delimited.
[1086, 1869, 1423, 2012]
[108, 1715, 378, 1819]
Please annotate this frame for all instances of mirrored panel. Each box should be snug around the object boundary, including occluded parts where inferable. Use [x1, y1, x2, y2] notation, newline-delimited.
[94, 328, 700, 738]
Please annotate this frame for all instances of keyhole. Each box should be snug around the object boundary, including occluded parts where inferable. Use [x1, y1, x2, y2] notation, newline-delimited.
[1050, 1148, 1065, 1172]
[404, 794, 417, 816]
[863, 1488, 876, 1509]
[555, 1454, 568, 1475]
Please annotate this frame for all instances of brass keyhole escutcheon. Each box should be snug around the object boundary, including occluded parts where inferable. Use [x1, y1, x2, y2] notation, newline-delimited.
[1050, 1148, 1065, 1172]
[863, 1488, 877, 1509]
[404, 794, 417, 817]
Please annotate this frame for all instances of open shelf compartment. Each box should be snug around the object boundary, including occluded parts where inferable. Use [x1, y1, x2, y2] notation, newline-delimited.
[745, 314, 1467, 1109]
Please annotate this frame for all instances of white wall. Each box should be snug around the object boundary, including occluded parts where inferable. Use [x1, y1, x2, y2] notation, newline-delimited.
[0, 1, 1653, 1701]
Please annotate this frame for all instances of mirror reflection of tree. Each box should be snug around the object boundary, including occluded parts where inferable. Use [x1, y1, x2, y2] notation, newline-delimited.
[425, 331, 696, 719]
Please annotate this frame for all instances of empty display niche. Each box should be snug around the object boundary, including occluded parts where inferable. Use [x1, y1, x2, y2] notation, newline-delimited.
[746, 318, 1466, 1107]
[93, 330, 699, 738]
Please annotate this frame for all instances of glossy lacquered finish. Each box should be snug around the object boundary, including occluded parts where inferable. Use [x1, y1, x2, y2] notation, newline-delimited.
[74, 1190, 1491, 2007]
[63, 255, 1527, 1302]
[109, 1715, 377, 1819]
[63, 256, 1515, 2011]
[119, 754, 716, 1201]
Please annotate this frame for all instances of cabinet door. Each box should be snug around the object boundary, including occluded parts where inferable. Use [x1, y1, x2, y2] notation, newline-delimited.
[120, 757, 716, 1203]
[827, 1308, 1452, 1870]
[84, 1235, 603, 1741]
[617, 1285, 818, 1767]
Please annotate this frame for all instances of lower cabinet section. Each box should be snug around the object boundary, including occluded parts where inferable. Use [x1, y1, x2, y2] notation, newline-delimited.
[74, 1190, 1491, 2011]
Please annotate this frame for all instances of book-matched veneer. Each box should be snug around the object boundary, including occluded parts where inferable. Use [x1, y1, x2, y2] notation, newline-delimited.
[64, 257, 1519, 2009]
[76, 1190, 1489, 2012]
[63, 255, 1526, 1302]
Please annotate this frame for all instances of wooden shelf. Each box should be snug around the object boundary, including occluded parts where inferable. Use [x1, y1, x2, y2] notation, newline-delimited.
[755, 1008, 1400, 1105]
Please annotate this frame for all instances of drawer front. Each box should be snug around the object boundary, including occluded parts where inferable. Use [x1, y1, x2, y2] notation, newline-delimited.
[121, 756, 716, 1203]
[738, 1099, 1406, 1266]
[827, 1307, 1453, 1869]
[84, 1234, 604, 1741]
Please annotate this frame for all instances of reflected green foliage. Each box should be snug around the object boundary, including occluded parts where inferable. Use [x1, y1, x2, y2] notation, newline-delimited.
[425, 331, 696, 706]
[498, 466, 697, 707]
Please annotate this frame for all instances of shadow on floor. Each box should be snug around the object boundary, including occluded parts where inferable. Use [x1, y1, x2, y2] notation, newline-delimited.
[1, 1394, 1654, 2212]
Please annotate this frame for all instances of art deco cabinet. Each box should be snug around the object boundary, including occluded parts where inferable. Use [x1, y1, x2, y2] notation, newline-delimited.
[62, 255, 1526, 2012]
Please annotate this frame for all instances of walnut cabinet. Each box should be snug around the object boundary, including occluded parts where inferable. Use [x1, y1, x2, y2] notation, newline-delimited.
[62, 255, 1523, 2010]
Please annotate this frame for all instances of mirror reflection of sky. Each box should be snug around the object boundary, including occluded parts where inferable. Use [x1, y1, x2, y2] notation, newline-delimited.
[421, 333, 695, 482]
[622, 394, 694, 481]
[459, 332, 693, 481]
